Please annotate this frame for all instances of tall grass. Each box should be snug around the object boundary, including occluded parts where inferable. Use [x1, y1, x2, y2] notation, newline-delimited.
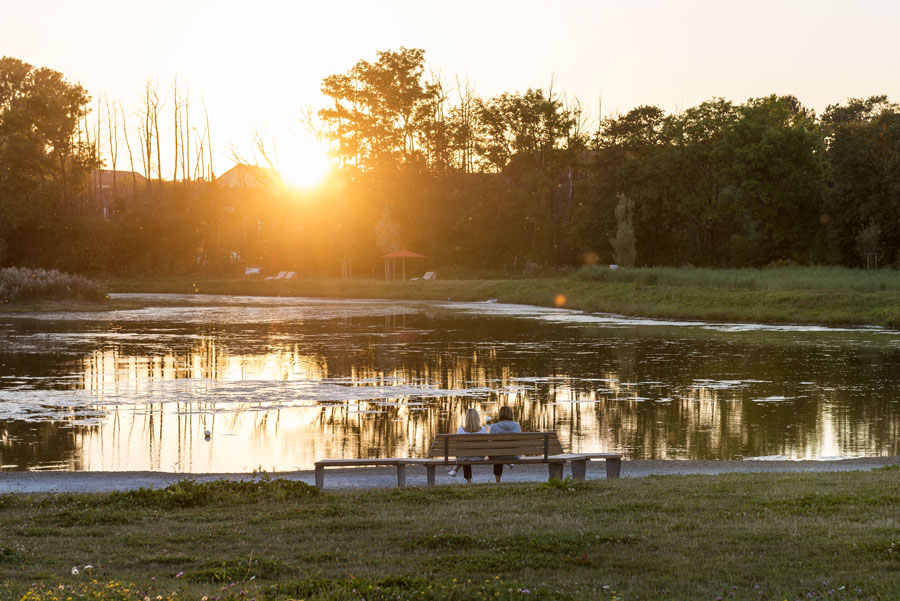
[0, 267, 107, 303]
[574, 265, 900, 292]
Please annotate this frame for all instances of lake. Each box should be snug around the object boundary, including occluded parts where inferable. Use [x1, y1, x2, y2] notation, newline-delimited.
[1, 293, 899, 472]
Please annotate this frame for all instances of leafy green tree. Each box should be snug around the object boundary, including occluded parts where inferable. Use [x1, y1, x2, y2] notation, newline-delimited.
[718, 95, 827, 264]
[610, 193, 637, 266]
[476, 88, 575, 173]
[320, 48, 434, 172]
[0, 56, 97, 266]
[822, 96, 900, 265]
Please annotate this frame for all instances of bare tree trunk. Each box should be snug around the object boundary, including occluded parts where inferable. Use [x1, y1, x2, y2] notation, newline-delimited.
[195, 126, 207, 181]
[142, 81, 153, 194]
[173, 79, 179, 183]
[106, 96, 118, 208]
[82, 113, 94, 209]
[120, 103, 137, 199]
[204, 101, 214, 180]
[183, 89, 190, 183]
[151, 84, 162, 187]
[92, 97, 102, 216]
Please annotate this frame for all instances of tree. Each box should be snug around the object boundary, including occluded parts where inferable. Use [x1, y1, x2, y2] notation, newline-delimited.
[476, 86, 575, 173]
[0, 56, 97, 265]
[610, 193, 636, 267]
[320, 48, 434, 172]
[822, 96, 900, 265]
[719, 95, 827, 264]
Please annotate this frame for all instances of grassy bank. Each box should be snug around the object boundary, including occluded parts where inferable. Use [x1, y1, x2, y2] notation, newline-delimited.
[105, 265, 900, 327]
[2, 471, 900, 600]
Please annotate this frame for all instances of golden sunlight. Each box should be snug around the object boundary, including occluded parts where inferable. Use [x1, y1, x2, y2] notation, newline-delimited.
[278, 140, 333, 190]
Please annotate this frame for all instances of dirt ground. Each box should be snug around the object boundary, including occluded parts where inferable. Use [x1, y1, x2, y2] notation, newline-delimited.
[2, 456, 898, 494]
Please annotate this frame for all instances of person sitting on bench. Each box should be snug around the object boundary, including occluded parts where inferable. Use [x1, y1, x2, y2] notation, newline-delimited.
[448, 407, 487, 482]
[488, 405, 522, 482]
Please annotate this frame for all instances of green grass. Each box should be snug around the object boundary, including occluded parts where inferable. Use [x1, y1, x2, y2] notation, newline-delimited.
[99, 265, 900, 327]
[3, 471, 900, 600]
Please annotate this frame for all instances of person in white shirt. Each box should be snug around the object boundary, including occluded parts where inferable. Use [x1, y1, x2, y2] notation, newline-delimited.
[448, 407, 487, 483]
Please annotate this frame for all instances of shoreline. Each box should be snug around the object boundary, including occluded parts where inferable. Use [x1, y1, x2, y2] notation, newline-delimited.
[3, 456, 898, 494]
[6, 268, 899, 327]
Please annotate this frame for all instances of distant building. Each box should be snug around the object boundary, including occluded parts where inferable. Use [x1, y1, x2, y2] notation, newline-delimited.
[88, 169, 148, 218]
[216, 164, 282, 190]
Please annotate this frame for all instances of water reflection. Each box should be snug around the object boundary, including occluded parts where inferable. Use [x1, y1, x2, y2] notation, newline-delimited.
[2, 297, 900, 471]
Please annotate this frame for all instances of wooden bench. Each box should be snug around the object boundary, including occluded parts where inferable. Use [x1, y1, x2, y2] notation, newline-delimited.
[423, 432, 623, 483]
[313, 433, 623, 489]
[313, 458, 433, 489]
[549, 453, 623, 479]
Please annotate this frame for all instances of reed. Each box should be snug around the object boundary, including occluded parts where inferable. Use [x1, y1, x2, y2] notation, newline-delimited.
[0, 267, 107, 303]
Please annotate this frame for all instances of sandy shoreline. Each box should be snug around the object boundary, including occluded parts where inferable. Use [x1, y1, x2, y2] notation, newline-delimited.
[2, 456, 898, 494]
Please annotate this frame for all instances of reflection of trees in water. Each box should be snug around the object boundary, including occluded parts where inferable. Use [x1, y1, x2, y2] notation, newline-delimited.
[0, 421, 97, 470]
[8, 312, 900, 469]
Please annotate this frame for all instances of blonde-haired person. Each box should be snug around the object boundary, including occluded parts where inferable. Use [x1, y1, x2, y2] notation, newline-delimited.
[448, 407, 487, 483]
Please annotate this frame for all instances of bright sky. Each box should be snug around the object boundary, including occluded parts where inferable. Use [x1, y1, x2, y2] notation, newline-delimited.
[4, 0, 899, 181]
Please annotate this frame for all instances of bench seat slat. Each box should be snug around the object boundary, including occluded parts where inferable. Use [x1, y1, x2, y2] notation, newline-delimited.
[428, 457, 564, 465]
[549, 453, 622, 460]
[314, 459, 401, 467]
[431, 440, 564, 451]
[428, 447, 562, 457]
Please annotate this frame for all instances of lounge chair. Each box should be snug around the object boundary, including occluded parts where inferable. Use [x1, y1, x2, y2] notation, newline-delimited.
[422, 271, 436, 281]
[284, 272, 296, 280]
[265, 271, 288, 280]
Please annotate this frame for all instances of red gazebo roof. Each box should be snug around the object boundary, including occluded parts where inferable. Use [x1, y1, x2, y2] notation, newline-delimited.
[382, 249, 425, 258]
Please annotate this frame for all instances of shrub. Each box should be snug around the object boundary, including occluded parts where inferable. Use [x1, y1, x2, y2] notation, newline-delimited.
[0, 266, 107, 303]
[102, 478, 318, 509]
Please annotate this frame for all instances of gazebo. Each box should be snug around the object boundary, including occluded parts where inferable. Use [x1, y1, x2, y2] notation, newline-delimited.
[383, 249, 425, 280]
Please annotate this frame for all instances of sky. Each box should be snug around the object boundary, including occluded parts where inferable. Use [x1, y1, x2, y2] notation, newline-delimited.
[3, 0, 899, 181]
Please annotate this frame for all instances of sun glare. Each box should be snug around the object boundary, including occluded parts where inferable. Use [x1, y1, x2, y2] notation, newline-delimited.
[279, 142, 332, 190]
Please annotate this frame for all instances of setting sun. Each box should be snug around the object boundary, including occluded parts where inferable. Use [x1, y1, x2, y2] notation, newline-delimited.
[279, 141, 333, 190]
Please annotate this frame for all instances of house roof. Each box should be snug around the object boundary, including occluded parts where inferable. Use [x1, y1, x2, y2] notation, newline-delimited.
[382, 250, 425, 258]
[216, 164, 282, 188]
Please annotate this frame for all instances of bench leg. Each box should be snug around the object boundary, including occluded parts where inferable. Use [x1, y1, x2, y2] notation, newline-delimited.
[606, 458, 621, 479]
[315, 466, 325, 489]
[571, 459, 587, 480]
[548, 462, 564, 480]
[396, 464, 407, 487]
[426, 465, 435, 486]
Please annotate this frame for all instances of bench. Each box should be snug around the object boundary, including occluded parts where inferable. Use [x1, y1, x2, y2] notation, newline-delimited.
[313, 458, 433, 489]
[424, 432, 622, 483]
[313, 433, 622, 489]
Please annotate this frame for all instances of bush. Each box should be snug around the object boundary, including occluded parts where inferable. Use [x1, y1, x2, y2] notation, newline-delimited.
[0, 266, 107, 303]
[102, 478, 318, 509]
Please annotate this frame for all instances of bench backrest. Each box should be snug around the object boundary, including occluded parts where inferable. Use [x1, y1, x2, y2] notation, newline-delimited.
[427, 432, 564, 461]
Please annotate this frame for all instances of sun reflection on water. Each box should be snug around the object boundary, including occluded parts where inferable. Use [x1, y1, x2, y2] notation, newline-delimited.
[3, 298, 900, 471]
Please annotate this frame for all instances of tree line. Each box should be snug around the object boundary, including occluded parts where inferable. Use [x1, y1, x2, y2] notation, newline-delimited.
[1, 50, 899, 277]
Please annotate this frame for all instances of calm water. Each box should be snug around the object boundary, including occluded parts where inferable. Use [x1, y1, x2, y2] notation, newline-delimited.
[1, 294, 900, 472]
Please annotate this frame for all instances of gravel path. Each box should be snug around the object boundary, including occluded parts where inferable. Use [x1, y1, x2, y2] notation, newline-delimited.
[2, 456, 898, 494]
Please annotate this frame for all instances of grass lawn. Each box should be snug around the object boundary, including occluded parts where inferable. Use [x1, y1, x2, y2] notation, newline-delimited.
[3, 470, 900, 600]
[99, 265, 900, 327]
